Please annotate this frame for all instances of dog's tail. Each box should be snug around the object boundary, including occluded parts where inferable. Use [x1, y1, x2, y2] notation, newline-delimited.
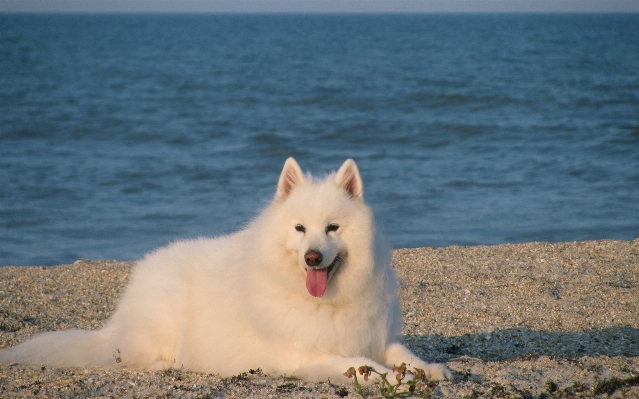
[0, 329, 116, 368]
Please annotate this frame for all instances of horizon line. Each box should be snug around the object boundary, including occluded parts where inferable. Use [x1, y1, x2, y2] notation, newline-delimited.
[2, 0, 639, 14]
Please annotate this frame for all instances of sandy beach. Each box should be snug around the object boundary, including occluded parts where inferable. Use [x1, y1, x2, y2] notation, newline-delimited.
[1, 239, 638, 398]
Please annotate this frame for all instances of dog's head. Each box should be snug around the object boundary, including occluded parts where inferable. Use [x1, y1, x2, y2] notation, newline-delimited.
[270, 158, 377, 299]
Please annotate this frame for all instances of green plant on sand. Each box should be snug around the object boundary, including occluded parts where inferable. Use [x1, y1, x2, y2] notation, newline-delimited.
[344, 363, 439, 398]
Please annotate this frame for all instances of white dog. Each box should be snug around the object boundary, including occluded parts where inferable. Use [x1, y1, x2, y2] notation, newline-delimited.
[0, 158, 449, 382]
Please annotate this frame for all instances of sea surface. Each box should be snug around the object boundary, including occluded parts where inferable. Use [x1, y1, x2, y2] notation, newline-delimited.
[1, 14, 638, 266]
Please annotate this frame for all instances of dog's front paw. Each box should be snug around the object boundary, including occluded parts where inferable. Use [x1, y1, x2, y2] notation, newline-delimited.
[421, 363, 451, 381]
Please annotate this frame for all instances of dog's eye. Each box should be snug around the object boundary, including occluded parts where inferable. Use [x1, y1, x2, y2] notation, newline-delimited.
[295, 224, 306, 233]
[326, 223, 339, 233]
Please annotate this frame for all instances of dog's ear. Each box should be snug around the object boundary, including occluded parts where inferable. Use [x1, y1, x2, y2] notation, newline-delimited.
[335, 159, 363, 199]
[276, 157, 305, 200]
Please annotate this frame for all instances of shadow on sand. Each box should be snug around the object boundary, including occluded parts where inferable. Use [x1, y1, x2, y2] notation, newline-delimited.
[404, 326, 639, 363]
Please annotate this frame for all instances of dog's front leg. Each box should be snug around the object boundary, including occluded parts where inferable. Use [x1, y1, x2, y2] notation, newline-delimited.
[383, 342, 451, 381]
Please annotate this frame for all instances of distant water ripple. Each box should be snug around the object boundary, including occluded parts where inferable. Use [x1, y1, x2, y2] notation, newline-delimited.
[1, 14, 638, 265]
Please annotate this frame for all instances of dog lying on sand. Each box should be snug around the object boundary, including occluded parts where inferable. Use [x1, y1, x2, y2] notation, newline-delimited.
[0, 158, 449, 383]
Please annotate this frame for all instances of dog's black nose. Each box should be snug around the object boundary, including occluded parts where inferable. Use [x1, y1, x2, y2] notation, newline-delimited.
[304, 250, 323, 267]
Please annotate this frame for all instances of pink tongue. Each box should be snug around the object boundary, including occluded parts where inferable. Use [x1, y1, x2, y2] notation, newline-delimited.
[306, 268, 328, 297]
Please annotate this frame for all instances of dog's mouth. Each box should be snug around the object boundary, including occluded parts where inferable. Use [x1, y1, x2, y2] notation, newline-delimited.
[305, 255, 342, 298]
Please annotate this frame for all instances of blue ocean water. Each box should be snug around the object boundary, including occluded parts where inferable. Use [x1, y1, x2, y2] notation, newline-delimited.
[1, 14, 638, 266]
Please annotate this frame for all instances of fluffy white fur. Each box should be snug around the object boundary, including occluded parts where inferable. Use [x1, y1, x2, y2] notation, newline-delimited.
[0, 158, 449, 382]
